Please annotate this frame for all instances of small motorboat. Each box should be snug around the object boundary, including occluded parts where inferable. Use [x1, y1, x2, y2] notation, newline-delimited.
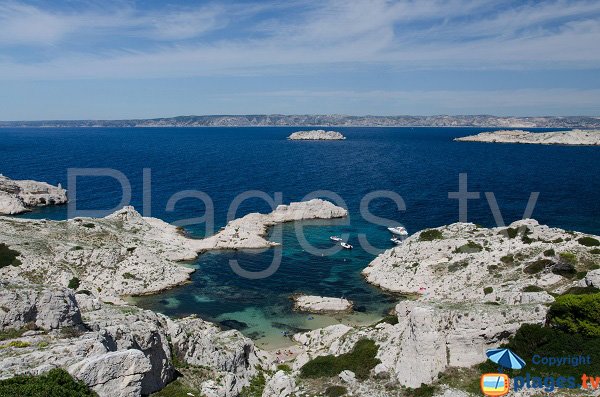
[340, 242, 353, 249]
[388, 226, 408, 236]
[390, 237, 403, 245]
[330, 236, 343, 242]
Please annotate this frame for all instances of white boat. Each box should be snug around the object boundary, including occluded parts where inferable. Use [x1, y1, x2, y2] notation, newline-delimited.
[388, 226, 408, 236]
[391, 237, 403, 245]
[330, 236, 343, 242]
[340, 242, 353, 249]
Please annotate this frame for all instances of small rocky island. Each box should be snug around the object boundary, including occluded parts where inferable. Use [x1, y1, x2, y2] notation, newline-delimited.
[0, 175, 67, 215]
[287, 129, 346, 140]
[292, 295, 353, 314]
[455, 129, 600, 145]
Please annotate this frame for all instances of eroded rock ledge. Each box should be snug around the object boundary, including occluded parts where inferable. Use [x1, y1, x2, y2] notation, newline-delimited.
[0, 175, 67, 215]
[454, 129, 600, 145]
[287, 130, 346, 140]
[292, 295, 353, 314]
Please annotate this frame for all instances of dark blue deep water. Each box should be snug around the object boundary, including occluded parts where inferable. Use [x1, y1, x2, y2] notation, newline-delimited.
[1, 127, 599, 348]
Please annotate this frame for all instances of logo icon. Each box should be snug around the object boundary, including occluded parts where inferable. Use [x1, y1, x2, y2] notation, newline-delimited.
[481, 373, 510, 396]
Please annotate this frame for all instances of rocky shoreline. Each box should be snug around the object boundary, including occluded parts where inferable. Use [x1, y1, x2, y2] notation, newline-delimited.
[0, 175, 67, 215]
[291, 295, 354, 314]
[287, 130, 346, 140]
[455, 129, 600, 145]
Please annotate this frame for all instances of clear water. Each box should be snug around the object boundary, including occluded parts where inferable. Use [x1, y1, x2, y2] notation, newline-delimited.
[1, 127, 599, 348]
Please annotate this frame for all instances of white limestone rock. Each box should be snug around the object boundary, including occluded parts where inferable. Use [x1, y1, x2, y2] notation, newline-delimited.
[196, 199, 348, 250]
[362, 219, 599, 303]
[287, 130, 346, 140]
[582, 269, 600, 288]
[0, 283, 82, 330]
[0, 174, 67, 215]
[455, 129, 600, 145]
[339, 370, 357, 384]
[292, 295, 353, 313]
[262, 370, 296, 397]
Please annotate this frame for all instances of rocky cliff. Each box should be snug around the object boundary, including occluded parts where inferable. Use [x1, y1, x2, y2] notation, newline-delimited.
[455, 129, 600, 145]
[0, 175, 67, 215]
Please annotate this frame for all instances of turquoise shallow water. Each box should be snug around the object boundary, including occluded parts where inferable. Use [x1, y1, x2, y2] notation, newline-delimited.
[1, 126, 599, 348]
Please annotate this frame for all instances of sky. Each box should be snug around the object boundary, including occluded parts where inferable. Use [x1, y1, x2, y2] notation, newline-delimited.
[0, 0, 600, 120]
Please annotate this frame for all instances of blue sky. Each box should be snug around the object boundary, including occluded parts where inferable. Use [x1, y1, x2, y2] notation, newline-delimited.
[0, 0, 599, 120]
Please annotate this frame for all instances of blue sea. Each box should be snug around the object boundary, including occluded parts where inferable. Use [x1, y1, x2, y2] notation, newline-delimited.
[1, 127, 599, 348]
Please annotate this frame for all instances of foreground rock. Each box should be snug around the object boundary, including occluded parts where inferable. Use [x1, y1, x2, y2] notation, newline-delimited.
[0, 174, 67, 215]
[0, 199, 347, 302]
[288, 130, 346, 140]
[455, 129, 600, 145]
[0, 284, 269, 397]
[292, 295, 353, 314]
[362, 219, 599, 303]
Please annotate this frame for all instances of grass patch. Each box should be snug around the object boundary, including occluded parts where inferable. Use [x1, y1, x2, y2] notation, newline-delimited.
[578, 237, 600, 247]
[523, 285, 544, 292]
[300, 339, 380, 380]
[453, 241, 483, 254]
[483, 287, 493, 295]
[376, 315, 399, 326]
[0, 244, 22, 268]
[543, 248, 555, 257]
[548, 293, 600, 337]
[0, 368, 96, 396]
[405, 384, 438, 397]
[239, 372, 266, 397]
[448, 259, 469, 273]
[500, 255, 514, 265]
[558, 252, 577, 265]
[325, 385, 348, 397]
[276, 364, 292, 374]
[122, 272, 137, 280]
[523, 259, 553, 274]
[563, 286, 600, 295]
[150, 378, 202, 397]
[419, 229, 443, 241]
[0, 323, 38, 341]
[67, 277, 80, 290]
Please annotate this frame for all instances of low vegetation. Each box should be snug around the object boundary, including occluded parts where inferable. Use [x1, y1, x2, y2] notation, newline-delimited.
[0, 368, 96, 396]
[483, 287, 493, 295]
[376, 314, 399, 326]
[543, 248, 555, 257]
[0, 244, 22, 268]
[150, 379, 202, 397]
[523, 259, 553, 274]
[300, 339, 380, 380]
[548, 293, 600, 337]
[324, 385, 348, 397]
[406, 383, 438, 397]
[239, 372, 266, 397]
[453, 241, 483, 254]
[578, 236, 600, 247]
[419, 229, 444, 241]
[67, 277, 80, 290]
[522, 285, 544, 292]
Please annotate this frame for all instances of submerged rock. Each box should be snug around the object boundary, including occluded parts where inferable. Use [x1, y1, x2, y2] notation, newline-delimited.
[0, 174, 67, 215]
[287, 130, 346, 140]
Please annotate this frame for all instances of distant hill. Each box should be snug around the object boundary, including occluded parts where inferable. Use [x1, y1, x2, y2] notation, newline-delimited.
[1, 114, 600, 128]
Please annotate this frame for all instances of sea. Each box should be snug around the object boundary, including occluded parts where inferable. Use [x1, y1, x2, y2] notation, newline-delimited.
[1, 127, 599, 349]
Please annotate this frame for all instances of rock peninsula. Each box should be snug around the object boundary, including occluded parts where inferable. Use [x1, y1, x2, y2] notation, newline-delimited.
[287, 130, 346, 140]
[0, 175, 67, 215]
[292, 295, 353, 314]
[454, 129, 600, 145]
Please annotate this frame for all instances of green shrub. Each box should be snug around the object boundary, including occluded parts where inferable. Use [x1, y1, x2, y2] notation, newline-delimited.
[276, 364, 292, 374]
[559, 252, 577, 265]
[483, 287, 493, 295]
[548, 293, 600, 337]
[122, 272, 137, 280]
[453, 241, 483, 254]
[448, 259, 469, 272]
[590, 248, 600, 255]
[67, 277, 80, 290]
[500, 255, 514, 265]
[419, 229, 443, 241]
[543, 249, 555, 257]
[0, 368, 96, 396]
[0, 244, 22, 268]
[325, 386, 347, 397]
[376, 315, 399, 326]
[6, 341, 30, 348]
[407, 384, 438, 397]
[503, 227, 519, 239]
[563, 286, 600, 295]
[578, 237, 600, 247]
[523, 259, 553, 274]
[239, 372, 266, 397]
[82, 223, 95, 229]
[300, 339, 380, 380]
[150, 379, 201, 397]
[523, 285, 544, 292]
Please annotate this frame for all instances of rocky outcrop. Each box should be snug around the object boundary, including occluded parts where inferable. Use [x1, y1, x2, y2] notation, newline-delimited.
[0, 175, 67, 215]
[262, 370, 296, 397]
[454, 129, 600, 145]
[195, 199, 348, 250]
[0, 286, 268, 397]
[292, 295, 353, 314]
[287, 130, 346, 140]
[0, 199, 347, 302]
[0, 283, 82, 330]
[362, 219, 599, 303]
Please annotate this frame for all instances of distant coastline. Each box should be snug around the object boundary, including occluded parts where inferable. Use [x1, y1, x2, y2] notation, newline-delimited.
[1, 114, 600, 128]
